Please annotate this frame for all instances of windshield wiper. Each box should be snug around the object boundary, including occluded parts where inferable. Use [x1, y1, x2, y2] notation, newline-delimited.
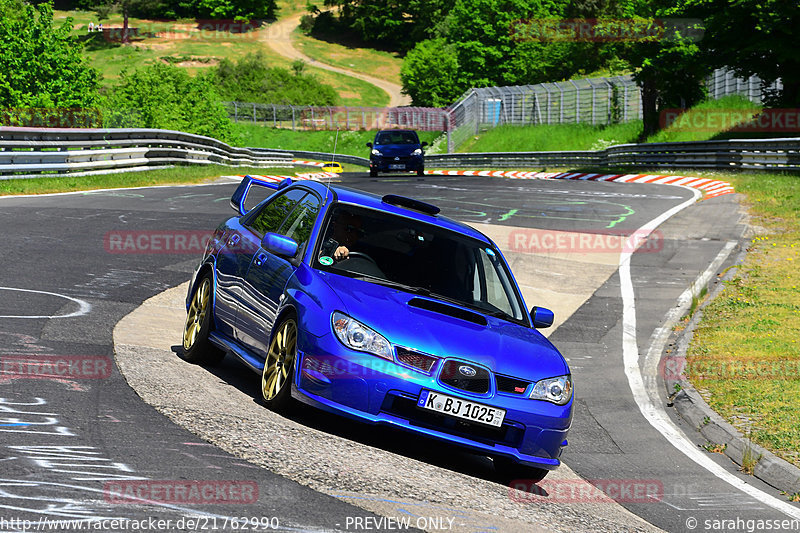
[352, 275, 431, 295]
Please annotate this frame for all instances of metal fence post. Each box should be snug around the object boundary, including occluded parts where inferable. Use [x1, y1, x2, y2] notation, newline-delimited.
[623, 86, 629, 122]
[233, 102, 238, 123]
[570, 80, 580, 124]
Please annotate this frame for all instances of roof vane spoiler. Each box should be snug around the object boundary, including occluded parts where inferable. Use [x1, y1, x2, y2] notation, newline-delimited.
[382, 194, 440, 216]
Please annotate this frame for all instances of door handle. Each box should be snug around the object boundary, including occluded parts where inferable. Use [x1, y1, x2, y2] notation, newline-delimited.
[254, 252, 268, 266]
[227, 233, 240, 247]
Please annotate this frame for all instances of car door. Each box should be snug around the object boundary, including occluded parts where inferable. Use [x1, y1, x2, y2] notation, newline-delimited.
[236, 190, 322, 358]
[219, 187, 309, 344]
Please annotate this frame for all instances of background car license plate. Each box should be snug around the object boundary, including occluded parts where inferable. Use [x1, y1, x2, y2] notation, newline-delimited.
[389, 164, 405, 169]
[417, 390, 505, 427]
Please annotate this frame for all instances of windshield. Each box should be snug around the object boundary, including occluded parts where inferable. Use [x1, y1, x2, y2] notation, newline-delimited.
[375, 131, 419, 145]
[315, 204, 527, 324]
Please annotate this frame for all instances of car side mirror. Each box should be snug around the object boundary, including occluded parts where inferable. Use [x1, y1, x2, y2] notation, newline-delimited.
[366, 142, 372, 148]
[530, 306, 554, 328]
[262, 232, 298, 259]
[421, 141, 428, 148]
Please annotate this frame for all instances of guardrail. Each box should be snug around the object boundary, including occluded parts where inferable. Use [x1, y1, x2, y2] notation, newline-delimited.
[0, 127, 295, 179]
[2, 128, 799, 178]
[427, 138, 800, 171]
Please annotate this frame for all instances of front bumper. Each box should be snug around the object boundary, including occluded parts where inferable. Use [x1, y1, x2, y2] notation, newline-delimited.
[369, 156, 424, 172]
[293, 330, 572, 469]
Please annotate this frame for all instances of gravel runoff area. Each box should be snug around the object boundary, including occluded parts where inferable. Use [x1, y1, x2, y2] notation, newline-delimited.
[114, 225, 661, 533]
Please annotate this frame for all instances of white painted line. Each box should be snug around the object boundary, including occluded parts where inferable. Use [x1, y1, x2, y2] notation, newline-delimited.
[620, 189, 800, 520]
[0, 288, 91, 319]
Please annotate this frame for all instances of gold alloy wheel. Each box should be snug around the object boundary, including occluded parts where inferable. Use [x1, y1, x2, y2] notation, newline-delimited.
[262, 319, 297, 401]
[183, 277, 210, 351]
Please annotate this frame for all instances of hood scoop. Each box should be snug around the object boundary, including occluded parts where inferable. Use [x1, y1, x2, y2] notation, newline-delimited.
[408, 298, 487, 326]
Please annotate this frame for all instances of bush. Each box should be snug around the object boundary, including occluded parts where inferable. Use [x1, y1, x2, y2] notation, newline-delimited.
[103, 63, 234, 142]
[212, 52, 339, 106]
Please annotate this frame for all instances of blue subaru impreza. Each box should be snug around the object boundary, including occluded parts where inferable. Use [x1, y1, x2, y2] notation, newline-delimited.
[184, 175, 573, 479]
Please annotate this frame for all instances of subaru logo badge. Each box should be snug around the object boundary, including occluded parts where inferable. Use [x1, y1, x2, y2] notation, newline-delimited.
[458, 365, 477, 377]
[394, 156, 400, 160]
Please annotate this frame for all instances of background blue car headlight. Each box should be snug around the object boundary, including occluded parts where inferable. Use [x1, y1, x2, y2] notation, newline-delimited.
[371, 149, 382, 156]
[332, 311, 393, 361]
[530, 375, 572, 405]
[412, 148, 423, 156]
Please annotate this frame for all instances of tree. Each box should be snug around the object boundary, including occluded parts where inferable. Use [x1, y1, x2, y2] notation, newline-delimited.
[685, 0, 800, 106]
[596, 1, 707, 138]
[318, 0, 455, 51]
[104, 64, 235, 142]
[400, 39, 462, 107]
[0, 0, 99, 109]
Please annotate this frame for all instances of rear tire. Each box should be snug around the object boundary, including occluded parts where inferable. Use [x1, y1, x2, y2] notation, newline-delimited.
[182, 272, 225, 366]
[493, 456, 548, 482]
[261, 317, 298, 412]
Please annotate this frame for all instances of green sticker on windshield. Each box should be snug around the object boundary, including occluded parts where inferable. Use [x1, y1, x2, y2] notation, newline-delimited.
[319, 256, 334, 266]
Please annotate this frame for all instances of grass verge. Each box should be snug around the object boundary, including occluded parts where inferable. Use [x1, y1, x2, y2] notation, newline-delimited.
[682, 170, 800, 469]
[458, 95, 795, 152]
[459, 122, 643, 152]
[0, 166, 296, 196]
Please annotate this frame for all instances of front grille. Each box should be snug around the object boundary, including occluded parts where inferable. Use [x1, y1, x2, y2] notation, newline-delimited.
[496, 375, 530, 395]
[439, 360, 490, 394]
[382, 394, 523, 447]
[396, 346, 438, 373]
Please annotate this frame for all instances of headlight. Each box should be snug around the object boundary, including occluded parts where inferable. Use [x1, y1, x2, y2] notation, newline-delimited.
[371, 149, 382, 156]
[412, 148, 423, 156]
[332, 311, 393, 361]
[530, 375, 572, 405]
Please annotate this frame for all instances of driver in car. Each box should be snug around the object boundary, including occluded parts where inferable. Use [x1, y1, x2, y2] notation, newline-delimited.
[320, 211, 363, 261]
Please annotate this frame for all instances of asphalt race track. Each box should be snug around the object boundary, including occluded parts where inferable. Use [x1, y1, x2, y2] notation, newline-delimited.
[1, 172, 799, 532]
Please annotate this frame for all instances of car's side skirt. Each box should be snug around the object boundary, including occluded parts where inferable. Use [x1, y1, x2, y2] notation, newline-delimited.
[208, 331, 264, 374]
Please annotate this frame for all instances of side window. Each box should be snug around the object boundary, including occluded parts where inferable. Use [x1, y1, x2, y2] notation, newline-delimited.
[279, 193, 321, 247]
[246, 189, 307, 237]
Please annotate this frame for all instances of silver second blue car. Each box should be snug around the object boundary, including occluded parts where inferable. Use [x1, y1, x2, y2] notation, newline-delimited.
[183, 175, 573, 479]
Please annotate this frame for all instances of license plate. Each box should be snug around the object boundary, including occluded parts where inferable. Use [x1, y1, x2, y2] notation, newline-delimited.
[389, 164, 405, 169]
[417, 390, 505, 427]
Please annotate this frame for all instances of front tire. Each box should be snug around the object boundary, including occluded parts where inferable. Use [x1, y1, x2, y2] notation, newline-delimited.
[182, 272, 225, 365]
[261, 317, 297, 411]
[417, 167, 424, 176]
[369, 168, 378, 177]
